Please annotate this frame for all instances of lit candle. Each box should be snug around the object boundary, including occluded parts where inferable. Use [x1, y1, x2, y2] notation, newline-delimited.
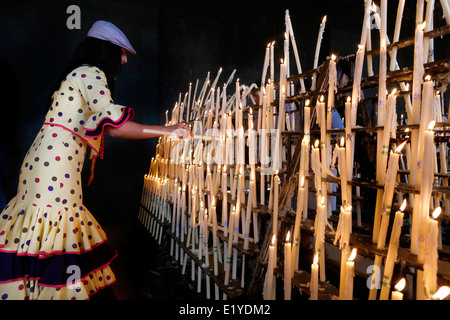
[311, 140, 322, 193]
[391, 278, 406, 300]
[263, 234, 277, 300]
[380, 199, 407, 300]
[424, 207, 441, 298]
[431, 286, 450, 300]
[334, 202, 352, 300]
[270, 41, 275, 82]
[343, 248, 357, 300]
[310, 253, 319, 300]
[284, 231, 292, 300]
[261, 43, 270, 86]
[315, 192, 327, 282]
[377, 141, 407, 248]
[418, 121, 436, 263]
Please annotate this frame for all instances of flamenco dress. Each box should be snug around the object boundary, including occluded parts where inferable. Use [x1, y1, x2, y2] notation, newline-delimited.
[0, 65, 134, 300]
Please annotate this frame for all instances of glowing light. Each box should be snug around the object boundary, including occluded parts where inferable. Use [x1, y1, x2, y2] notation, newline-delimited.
[348, 248, 357, 262]
[394, 278, 406, 292]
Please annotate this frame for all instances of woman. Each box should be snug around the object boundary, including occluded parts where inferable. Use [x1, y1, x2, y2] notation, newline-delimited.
[0, 20, 191, 300]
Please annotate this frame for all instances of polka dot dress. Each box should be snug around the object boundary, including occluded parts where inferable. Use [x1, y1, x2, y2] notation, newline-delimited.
[0, 65, 134, 300]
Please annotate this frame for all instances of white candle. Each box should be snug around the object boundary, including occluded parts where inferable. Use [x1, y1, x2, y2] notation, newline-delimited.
[343, 248, 357, 300]
[286, 14, 305, 92]
[378, 141, 407, 248]
[284, 231, 292, 300]
[424, 207, 441, 298]
[418, 121, 436, 262]
[273, 172, 280, 238]
[270, 41, 275, 82]
[311, 16, 327, 91]
[380, 199, 407, 300]
[292, 176, 304, 272]
[337, 137, 348, 202]
[263, 234, 277, 300]
[279, 59, 286, 132]
[244, 170, 255, 250]
[311, 140, 321, 193]
[310, 253, 319, 300]
[390, 0, 406, 71]
[391, 278, 406, 300]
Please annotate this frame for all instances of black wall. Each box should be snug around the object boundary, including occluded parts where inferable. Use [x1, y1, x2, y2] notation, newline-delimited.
[0, 0, 447, 226]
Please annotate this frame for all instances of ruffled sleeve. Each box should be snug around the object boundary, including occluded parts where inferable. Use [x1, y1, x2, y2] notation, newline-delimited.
[75, 67, 135, 138]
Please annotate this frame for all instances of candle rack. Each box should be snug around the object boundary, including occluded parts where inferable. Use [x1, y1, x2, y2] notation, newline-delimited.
[138, 4, 450, 300]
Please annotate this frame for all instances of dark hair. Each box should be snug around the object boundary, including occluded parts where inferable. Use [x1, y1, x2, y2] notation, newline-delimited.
[51, 37, 123, 102]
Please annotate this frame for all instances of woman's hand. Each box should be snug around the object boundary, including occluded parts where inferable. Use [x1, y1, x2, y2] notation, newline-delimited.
[169, 123, 193, 139]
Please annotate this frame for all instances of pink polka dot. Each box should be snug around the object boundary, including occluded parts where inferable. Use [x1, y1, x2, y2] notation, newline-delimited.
[60, 183, 64, 188]
[0, 231, 5, 236]
[81, 74, 86, 78]
[52, 133, 57, 138]
[99, 90, 105, 95]
[55, 156, 61, 161]
[35, 178, 40, 183]
[18, 284, 24, 290]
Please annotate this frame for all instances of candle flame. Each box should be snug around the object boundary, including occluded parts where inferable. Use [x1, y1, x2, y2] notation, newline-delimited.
[358, 44, 365, 50]
[346, 96, 351, 103]
[432, 286, 450, 300]
[286, 231, 291, 242]
[300, 176, 305, 188]
[320, 95, 324, 102]
[428, 120, 436, 131]
[322, 15, 327, 24]
[405, 83, 410, 91]
[400, 199, 407, 212]
[395, 141, 407, 153]
[371, 3, 377, 12]
[306, 99, 310, 107]
[275, 169, 279, 175]
[313, 252, 319, 265]
[431, 207, 442, 220]
[391, 88, 397, 96]
[271, 233, 276, 245]
[340, 136, 345, 147]
[394, 278, 406, 292]
[204, 209, 208, 217]
[314, 140, 319, 148]
[425, 75, 431, 81]
[348, 248, 357, 262]
[331, 54, 337, 61]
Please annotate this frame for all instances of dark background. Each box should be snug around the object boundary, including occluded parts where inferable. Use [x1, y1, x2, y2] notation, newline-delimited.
[0, 0, 447, 227]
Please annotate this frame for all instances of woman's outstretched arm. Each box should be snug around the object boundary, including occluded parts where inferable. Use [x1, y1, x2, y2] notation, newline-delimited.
[105, 121, 192, 139]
